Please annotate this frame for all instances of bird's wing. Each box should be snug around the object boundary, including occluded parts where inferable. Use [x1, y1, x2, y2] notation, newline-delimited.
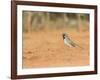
[67, 37, 76, 47]
[68, 38, 83, 49]
[69, 40, 76, 47]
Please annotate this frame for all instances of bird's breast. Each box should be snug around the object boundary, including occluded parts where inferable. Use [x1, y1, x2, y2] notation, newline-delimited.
[63, 39, 72, 47]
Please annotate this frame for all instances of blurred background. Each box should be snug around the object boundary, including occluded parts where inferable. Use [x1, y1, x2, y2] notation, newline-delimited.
[22, 11, 90, 68]
[22, 11, 89, 32]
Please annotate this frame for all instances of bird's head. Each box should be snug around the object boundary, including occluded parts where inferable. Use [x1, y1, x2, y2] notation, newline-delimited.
[62, 33, 68, 39]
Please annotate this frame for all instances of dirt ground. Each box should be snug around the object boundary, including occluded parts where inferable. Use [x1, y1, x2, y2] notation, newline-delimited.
[22, 28, 89, 68]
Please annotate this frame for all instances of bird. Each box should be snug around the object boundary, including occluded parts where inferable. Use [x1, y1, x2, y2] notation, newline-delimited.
[62, 33, 83, 49]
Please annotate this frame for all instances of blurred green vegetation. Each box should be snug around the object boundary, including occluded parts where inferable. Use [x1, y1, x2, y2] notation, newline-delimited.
[22, 11, 89, 32]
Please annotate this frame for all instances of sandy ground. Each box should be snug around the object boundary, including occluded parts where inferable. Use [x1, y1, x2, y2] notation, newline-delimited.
[22, 28, 89, 68]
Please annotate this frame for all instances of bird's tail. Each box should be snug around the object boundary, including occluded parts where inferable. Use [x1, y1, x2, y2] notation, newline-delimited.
[75, 43, 84, 49]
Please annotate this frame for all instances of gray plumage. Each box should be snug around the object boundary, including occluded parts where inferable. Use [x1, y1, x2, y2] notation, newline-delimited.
[62, 33, 83, 49]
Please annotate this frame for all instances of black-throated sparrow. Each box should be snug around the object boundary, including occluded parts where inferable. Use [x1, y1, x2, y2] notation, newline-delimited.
[62, 33, 83, 49]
